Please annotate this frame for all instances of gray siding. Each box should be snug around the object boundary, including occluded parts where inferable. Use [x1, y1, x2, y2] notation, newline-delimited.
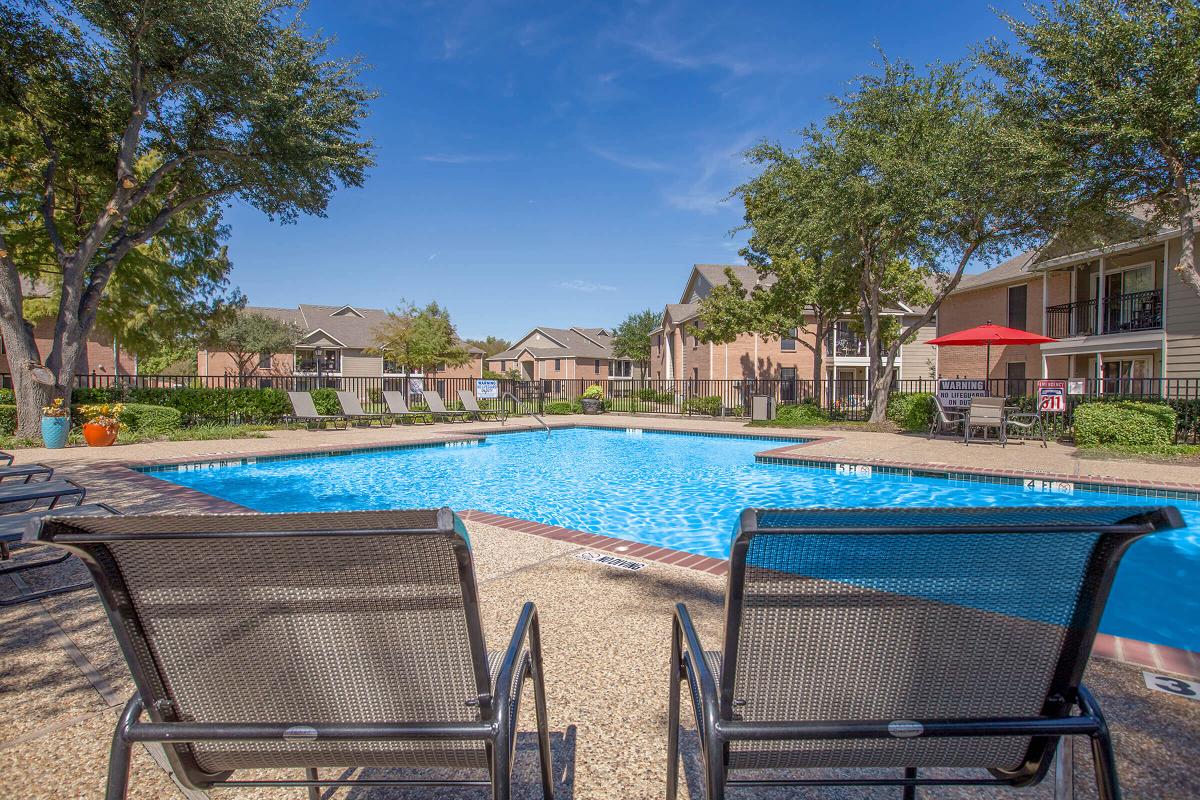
[1165, 235, 1200, 378]
[340, 350, 383, 378]
[900, 321, 938, 380]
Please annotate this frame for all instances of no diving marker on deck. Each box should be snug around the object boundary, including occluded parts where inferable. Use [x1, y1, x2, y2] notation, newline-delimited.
[1143, 671, 1200, 700]
[576, 551, 646, 572]
[835, 463, 872, 478]
[1024, 479, 1074, 494]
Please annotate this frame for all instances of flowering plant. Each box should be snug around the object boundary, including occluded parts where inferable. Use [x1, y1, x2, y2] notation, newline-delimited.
[77, 403, 124, 427]
[41, 398, 70, 418]
[581, 384, 604, 400]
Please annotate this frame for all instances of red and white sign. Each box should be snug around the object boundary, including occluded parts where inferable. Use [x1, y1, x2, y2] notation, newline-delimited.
[1036, 379, 1067, 413]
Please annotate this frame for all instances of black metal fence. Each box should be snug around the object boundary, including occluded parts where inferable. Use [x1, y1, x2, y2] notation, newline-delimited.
[56, 371, 1200, 442]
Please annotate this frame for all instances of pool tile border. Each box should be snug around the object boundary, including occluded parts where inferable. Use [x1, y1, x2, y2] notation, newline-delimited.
[463, 508, 1200, 680]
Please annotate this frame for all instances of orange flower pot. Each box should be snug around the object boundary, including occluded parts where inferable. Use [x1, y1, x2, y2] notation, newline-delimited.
[82, 422, 118, 447]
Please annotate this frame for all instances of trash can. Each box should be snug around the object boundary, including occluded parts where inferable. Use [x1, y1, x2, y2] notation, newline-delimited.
[751, 395, 775, 421]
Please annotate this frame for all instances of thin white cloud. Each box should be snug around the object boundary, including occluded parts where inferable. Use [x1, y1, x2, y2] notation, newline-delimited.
[586, 144, 670, 173]
[662, 131, 758, 215]
[557, 279, 617, 293]
[420, 153, 515, 164]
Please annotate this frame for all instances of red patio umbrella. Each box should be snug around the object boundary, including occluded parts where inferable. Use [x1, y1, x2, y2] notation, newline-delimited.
[927, 321, 1056, 378]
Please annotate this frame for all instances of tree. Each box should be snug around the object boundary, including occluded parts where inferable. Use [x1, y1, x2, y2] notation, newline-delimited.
[207, 311, 302, 379]
[787, 57, 1074, 421]
[610, 309, 659, 378]
[696, 150, 858, 404]
[982, 0, 1200, 293]
[0, 1, 374, 437]
[368, 302, 473, 395]
[464, 335, 512, 360]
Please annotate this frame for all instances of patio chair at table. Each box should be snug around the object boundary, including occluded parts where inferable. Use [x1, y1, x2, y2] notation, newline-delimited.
[284, 391, 349, 430]
[927, 396, 966, 440]
[458, 389, 508, 422]
[30, 508, 554, 800]
[422, 389, 472, 423]
[964, 396, 1007, 445]
[0, 503, 119, 605]
[382, 390, 435, 424]
[666, 505, 1183, 800]
[1006, 407, 1049, 448]
[335, 391, 393, 428]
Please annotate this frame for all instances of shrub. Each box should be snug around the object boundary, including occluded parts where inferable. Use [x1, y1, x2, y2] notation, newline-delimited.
[309, 388, 341, 416]
[773, 402, 827, 426]
[0, 405, 16, 435]
[1074, 401, 1175, 448]
[543, 401, 575, 415]
[70, 386, 290, 424]
[581, 384, 604, 400]
[0, 389, 13, 405]
[684, 395, 722, 416]
[120, 403, 183, 433]
[887, 392, 934, 433]
[636, 387, 658, 402]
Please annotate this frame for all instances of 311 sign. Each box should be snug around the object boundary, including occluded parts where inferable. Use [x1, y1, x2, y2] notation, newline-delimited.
[1036, 379, 1067, 414]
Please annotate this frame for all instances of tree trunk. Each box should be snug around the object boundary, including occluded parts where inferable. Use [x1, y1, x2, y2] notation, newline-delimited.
[1174, 172, 1199, 295]
[810, 318, 826, 408]
[1, 318, 53, 439]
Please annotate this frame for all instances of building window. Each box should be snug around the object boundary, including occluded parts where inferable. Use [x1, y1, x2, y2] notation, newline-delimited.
[383, 357, 406, 374]
[296, 349, 340, 373]
[258, 351, 272, 369]
[554, 358, 561, 371]
[1008, 284, 1028, 331]
[1006, 361, 1026, 396]
[781, 328, 797, 352]
[595, 358, 601, 373]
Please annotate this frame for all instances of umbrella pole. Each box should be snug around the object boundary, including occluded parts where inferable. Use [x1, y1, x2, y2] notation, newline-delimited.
[986, 341, 991, 393]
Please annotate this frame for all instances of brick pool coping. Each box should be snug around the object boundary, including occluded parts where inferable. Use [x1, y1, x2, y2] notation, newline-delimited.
[112, 422, 1200, 679]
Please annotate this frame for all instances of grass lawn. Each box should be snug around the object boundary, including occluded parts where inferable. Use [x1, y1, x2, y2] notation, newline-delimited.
[1076, 442, 1200, 462]
[747, 418, 899, 433]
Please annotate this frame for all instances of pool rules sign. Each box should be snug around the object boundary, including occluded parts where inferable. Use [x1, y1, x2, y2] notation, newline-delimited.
[1037, 379, 1067, 414]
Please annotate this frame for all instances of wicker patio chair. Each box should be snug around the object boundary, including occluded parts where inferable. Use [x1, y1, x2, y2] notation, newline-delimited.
[381, 390, 435, 424]
[0, 503, 119, 606]
[422, 389, 472, 422]
[459, 389, 508, 421]
[284, 391, 349, 430]
[335, 390, 393, 427]
[30, 508, 553, 800]
[667, 505, 1183, 800]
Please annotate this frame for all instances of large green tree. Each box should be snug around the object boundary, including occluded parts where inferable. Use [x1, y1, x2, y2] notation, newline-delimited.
[982, 0, 1200, 292]
[790, 57, 1073, 420]
[464, 335, 512, 360]
[698, 150, 858, 403]
[610, 309, 659, 378]
[0, 0, 374, 436]
[207, 311, 302, 380]
[369, 301, 473, 395]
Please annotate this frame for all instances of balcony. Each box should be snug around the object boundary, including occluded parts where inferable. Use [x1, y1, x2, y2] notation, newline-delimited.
[824, 328, 868, 357]
[1046, 289, 1162, 339]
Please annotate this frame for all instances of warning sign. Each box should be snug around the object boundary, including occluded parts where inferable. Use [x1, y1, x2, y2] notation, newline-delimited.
[937, 379, 987, 410]
[1036, 379, 1067, 414]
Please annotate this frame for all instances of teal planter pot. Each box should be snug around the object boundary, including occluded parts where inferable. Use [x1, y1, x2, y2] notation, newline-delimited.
[41, 416, 70, 449]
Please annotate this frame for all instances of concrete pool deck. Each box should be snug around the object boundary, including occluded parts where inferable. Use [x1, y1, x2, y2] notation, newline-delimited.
[1, 415, 1199, 798]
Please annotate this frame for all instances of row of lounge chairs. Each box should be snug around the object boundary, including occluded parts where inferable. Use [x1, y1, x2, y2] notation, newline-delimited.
[17, 503, 1178, 799]
[0, 451, 119, 606]
[285, 389, 507, 429]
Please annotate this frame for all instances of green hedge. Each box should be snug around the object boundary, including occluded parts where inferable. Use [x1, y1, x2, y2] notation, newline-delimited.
[886, 392, 934, 433]
[0, 405, 16, 435]
[635, 387, 675, 404]
[70, 387, 290, 424]
[119, 403, 183, 433]
[310, 388, 341, 416]
[774, 402, 827, 426]
[684, 395, 722, 416]
[543, 400, 576, 415]
[1074, 400, 1176, 448]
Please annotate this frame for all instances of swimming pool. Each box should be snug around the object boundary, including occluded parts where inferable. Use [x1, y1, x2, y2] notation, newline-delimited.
[143, 427, 1200, 652]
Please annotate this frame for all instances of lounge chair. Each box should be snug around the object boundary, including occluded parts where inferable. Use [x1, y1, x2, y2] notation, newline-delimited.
[927, 396, 965, 440]
[422, 389, 472, 422]
[458, 390, 507, 422]
[335, 391, 393, 427]
[30, 508, 554, 800]
[285, 391, 349, 430]
[0, 503, 119, 605]
[0, 450, 11, 467]
[964, 395, 1006, 445]
[382, 390, 434, 424]
[667, 505, 1183, 800]
[0, 478, 86, 513]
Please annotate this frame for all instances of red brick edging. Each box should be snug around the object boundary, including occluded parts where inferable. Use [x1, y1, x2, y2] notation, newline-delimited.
[462, 509, 1200, 680]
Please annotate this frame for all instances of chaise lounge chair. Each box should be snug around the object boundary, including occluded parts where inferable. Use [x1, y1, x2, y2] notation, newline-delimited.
[459, 390, 507, 422]
[335, 391, 393, 427]
[422, 389, 472, 422]
[0, 478, 86, 513]
[667, 505, 1183, 800]
[382, 390, 434, 424]
[285, 391, 349, 430]
[30, 508, 554, 800]
[0, 503, 119, 605]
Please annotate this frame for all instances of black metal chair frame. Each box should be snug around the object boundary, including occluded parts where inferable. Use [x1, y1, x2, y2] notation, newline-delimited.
[1006, 408, 1049, 448]
[32, 509, 554, 800]
[0, 502, 119, 606]
[0, 478, 87, 564]
[666, 506, 1183, 800]
[927, 396, 965, 440]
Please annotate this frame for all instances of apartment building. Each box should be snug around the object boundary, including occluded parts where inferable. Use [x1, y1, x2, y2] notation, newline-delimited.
[650, 264, 938, 403]
[486, 326, 637, 383]
[197, 304, 484, 382]
[937, 207, 1199, 389]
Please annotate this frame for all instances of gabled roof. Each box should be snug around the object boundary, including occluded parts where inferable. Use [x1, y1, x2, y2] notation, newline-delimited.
[680, 263, 763, 303]
[488, 325, 615, 361]
[239, 303, 482, 353]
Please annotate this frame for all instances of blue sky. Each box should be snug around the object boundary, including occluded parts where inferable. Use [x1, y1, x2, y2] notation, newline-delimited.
[222, 1, 1027, 341]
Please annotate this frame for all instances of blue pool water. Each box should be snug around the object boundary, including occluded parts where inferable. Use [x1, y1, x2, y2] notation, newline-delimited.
[144, 428, 1200, 651]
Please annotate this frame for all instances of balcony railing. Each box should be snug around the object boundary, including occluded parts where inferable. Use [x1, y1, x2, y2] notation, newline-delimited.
[1046, 289, 1162, 338]
[824, 330, 868, 357]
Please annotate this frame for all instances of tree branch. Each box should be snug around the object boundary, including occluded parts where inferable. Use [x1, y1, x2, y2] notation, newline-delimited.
[35, 124, 67, 264]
